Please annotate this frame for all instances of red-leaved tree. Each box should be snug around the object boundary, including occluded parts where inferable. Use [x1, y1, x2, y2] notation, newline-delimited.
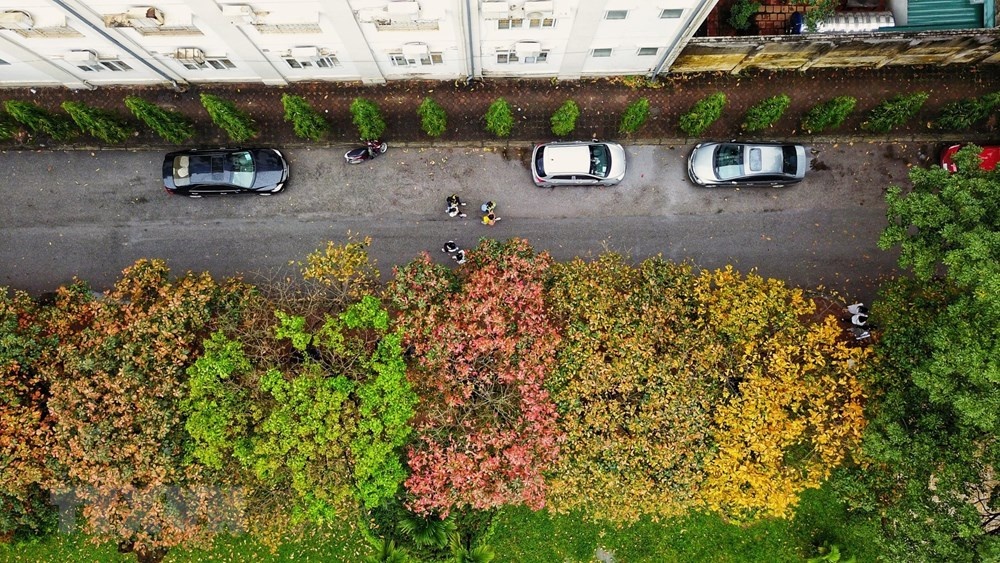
[386, 238, 563, 516]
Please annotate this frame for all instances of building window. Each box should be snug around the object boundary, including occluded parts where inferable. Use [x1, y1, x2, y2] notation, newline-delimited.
[637, 47, 658, 56]
[77, 59, 133, 72]
[497, 18, 523, 29]
[528, 17, 555, 28]
[285, 55, 340, 69]
[498, 49, 548, 63]
[605, 10, 628, 20]
[255, 23, 323, 34]
[659, 9, 683, 18]
[390, 52, 443, 66]
[182, 57, 236, 70]
[591, 48, 612, 57]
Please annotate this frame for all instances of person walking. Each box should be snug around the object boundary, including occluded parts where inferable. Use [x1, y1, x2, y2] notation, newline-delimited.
[847, 303, 869, 315]
[481, 211, 500, 226]
[481, 200, 496, 214]
[447, 204, 467, 218]
[452, 249, 467, 264]
[442, 240, 459, 253]
[447, 194, 467, 208]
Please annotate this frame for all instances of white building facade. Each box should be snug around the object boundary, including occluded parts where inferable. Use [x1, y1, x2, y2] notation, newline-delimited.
[0, 0, 717, 89]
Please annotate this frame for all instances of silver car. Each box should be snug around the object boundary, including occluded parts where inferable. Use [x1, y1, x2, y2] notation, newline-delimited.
[688, 141, 808, 187]
[531, 140, 627, 187]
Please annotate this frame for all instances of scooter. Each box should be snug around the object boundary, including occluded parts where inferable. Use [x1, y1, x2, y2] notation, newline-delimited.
[345, 139, 388, 164]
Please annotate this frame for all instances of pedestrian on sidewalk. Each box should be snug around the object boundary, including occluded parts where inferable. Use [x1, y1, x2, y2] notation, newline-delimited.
[442, 240, 459, 253]
[447, 204, 467, 218]
[847, 303, 869, 315]
[452, 249, 467, 264]
[447, 194, 467, 208]
[482, 211, 500, 226]
[481, 200, 496, 214]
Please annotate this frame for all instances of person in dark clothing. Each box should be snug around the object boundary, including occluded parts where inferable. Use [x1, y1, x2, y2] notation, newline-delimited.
[452, 249, 467, 264]
[442, 241, 459, 253]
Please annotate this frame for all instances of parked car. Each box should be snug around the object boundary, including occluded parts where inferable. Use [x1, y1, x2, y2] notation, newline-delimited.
[687, 141, 809, 187]
[940, 144, 1000, 173]
[531, 140, 627, 187]
[162, 148, 289, 197]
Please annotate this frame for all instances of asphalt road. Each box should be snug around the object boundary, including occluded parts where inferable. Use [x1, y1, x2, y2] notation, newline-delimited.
[0, 142, 920, 301]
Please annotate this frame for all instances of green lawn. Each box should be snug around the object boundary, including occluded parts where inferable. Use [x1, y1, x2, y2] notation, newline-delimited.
[486, 481, 881, 563]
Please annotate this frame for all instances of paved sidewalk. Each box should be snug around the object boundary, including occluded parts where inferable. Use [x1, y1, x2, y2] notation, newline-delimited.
[1, 65, 998, 150]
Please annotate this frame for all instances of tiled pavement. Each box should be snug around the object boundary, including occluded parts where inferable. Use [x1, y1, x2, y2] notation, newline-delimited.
[1, 65, 998, 150]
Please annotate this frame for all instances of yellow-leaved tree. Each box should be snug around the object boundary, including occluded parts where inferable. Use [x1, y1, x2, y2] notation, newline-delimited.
[695, 267, 868, 519]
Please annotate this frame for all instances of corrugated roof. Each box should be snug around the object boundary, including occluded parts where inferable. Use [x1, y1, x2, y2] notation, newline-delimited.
[905, 0, 984, 29]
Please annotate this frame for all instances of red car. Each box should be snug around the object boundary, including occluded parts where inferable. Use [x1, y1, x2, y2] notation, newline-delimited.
[940, 144, 1000, 173]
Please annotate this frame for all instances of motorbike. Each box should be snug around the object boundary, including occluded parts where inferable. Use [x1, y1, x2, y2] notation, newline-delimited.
[344, 140, 388, 164]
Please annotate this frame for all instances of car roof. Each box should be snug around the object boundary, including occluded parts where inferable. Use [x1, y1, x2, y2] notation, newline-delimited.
[542, 145, 591, 175]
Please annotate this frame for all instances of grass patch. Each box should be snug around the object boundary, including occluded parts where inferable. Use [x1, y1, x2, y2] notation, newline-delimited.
[489, 480, 882, 562]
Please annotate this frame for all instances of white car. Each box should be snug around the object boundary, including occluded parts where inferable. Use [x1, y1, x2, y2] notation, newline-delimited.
[531, 140, 627, 187]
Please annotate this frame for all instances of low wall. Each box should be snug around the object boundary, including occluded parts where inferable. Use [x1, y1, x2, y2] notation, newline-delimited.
[671, 28, 1000, 73]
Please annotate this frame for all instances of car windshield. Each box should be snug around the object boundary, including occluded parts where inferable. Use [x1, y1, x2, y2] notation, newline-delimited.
[228, 151, 255, 188]
[714, 144, 744, 180]
[534, 146, 546, 176]
[589, 144, 610, 177]
[782, 145, 798, 174]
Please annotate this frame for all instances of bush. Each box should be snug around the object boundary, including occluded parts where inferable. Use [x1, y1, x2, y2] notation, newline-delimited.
[618, 98, 651, 135]
[728, 0, 761, 30]
[932, 92, 1000, 131]
[0, 111, 18, 141]
[3, 100, 78, 141]
[350, 97, 386, 141]
[281, 94, 328, 141]
[124, 96, 195, 144]
[679, 92, 726, 137]
[741, 94, 791, 132]
[550, 100, 580, 137]
[860, 92, 928, 133]
[199, 93, 258, 142]
[60, 101, 131, 144]
[484, 98, 514, 138]
[801, 96, 856, 133]
[417, 97, 448, 138]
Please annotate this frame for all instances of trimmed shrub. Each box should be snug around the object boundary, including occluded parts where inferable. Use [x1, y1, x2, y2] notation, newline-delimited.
[61, 101, 131, 144]
[199, 93, 258, 142]
[933, 92, 1000, 131]
[728, 0, 761, 30]
[618, 98, 650, 135]
[741, 94, 791, 132]
[679, 92, 726, 137]
[0, 111, 18, 141]
[3, 100, 78, 141]
[124, 96, 195, 144]
[801, 96, 856, 133]
[417, 97, 447, 138]
[281, 94, 328, 141]
[350, 97, 386, 141]
[484, 98, 514, 138]
[550, 100, 580, 137]
[861, 92, 928, 133]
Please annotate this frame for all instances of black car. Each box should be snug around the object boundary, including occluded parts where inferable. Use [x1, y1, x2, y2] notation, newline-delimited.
[162, 148, 289, 197]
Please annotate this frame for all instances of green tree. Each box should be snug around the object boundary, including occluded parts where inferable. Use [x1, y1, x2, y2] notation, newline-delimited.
[61, 101, 132, 144]
[855, 149, 1000, 560]
[417, 97, 448, 138]
[618, 98, 650, 135]
[3, 100, 77, 141]
[861, 92, 928, 133]
[550, 100, 580, 137]
[801, 96, 856, 134]
[124, 96, 195, 144]
[200, 93, 258, 142]
[741, 94, 791, 131]
[484, 98, 513, 138]
[0, 111, 20, 141]
[281, 94, 329, 141]
[680, 93, 726, 137]
[351, 98, 387, 141]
